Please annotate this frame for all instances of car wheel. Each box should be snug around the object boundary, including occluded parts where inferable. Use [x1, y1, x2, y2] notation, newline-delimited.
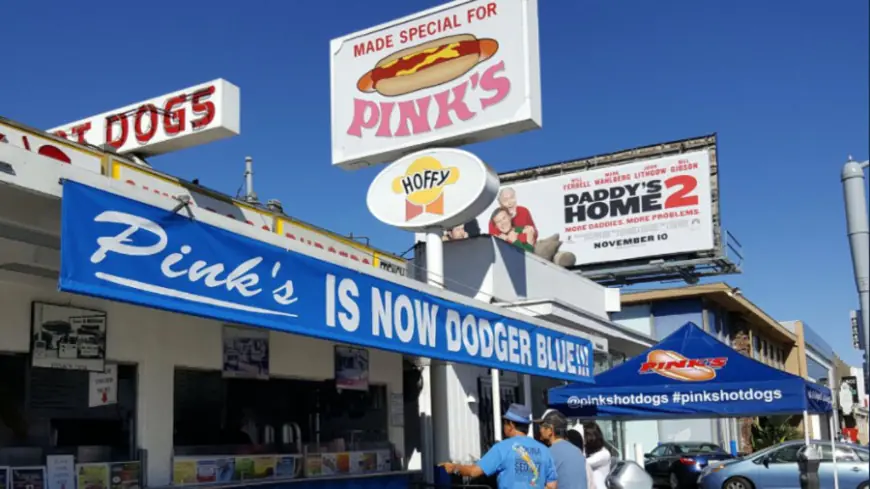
[669, 472, 681, 489]
[722, 476, 754, 489]
[857, 483, 868, 489]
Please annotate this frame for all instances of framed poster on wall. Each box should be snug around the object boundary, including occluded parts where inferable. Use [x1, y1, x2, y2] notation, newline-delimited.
[222, 325, 269, 380]
[31, 302, 107, 372]
[334, 345, 369, 391]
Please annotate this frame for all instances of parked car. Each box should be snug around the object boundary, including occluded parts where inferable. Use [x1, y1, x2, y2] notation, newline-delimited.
[644, 442, 733, 488]
[698, 440, 870, 489]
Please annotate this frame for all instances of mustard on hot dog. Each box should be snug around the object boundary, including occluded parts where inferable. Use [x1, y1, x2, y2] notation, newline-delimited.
[357, 34, 499, 97]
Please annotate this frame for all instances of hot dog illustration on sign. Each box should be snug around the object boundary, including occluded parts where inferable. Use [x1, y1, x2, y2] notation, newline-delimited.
[638, 349, 728, 382]
[391, 156, 460, 220]
[357, 34, 499, 97]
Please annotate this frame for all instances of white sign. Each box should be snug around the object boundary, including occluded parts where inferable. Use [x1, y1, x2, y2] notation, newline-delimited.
[50, 79, 240, 156]
[1, 121, 103, 173]
[466, 150, 716, 265]
[330, 0, 541, 169]
[89, 363, 118, 407]
[367, 147, 499, 232]
[46, 455, 75, 489]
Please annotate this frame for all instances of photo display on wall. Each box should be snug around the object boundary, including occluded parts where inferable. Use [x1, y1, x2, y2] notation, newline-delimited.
[334, 345, 369, 391]
[31, 302, 107, 372]
[222, 325, 270, 380]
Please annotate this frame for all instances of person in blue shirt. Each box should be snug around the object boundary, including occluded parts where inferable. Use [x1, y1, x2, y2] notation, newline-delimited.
[534, 410, 589, 489]
[440, 404, 558, 489]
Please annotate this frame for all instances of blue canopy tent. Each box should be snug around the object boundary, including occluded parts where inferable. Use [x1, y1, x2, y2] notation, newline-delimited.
[549, 322, 833, 420]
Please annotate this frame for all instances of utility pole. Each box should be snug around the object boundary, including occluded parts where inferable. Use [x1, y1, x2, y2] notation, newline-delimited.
[841, 156, 869, 385]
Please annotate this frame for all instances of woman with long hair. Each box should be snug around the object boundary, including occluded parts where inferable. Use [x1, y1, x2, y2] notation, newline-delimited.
[566, 427, 595, 488]
[583, 423, 611, 489]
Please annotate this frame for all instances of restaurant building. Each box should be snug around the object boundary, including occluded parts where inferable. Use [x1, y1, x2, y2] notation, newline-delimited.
[0, 117, 598, 489]
[412, 236, 656, 461]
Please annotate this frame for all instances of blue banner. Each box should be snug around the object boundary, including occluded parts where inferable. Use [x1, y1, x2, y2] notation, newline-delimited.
[59, 181, 593, 383]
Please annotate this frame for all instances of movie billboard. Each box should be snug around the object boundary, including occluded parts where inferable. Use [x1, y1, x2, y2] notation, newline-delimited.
[451, 149, 716, 267]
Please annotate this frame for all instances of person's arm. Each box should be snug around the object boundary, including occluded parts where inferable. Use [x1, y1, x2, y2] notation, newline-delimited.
[440, 444, 501, 479]
[586, 449, 611, 471]
[544, 454, 558, 489]
[585, 461, 595, 485]
[518, 207, 537, 230]
[440, 463, 485, 478]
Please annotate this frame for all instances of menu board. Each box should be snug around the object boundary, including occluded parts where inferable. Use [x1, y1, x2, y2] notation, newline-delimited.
[77, 464, 109, 489]
[304, 450, 391, 478]
[11, 467, 46, 489]
[172, 455, 300, 486]
[109, 462, 141, 489]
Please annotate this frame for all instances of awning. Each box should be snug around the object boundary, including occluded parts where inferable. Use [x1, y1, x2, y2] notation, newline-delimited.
[548, 322, 832, 419]
[58, 177, 596, 383]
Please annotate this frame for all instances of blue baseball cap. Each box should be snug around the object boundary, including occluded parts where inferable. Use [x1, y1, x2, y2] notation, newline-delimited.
[503, 403, 532, 424]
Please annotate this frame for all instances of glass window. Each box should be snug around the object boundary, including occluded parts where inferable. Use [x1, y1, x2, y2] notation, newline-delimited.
[769, 444, 801, 463]
[856, 449, 869, 462]
[753, 335, 761, 359]
[650, 445, 668, 457]
[762, 340, 769, 363]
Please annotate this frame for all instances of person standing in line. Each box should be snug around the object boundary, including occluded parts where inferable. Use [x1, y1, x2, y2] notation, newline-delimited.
[583, 423, 612, 489]
[564, 425, 596, 486]
[440, 404, 558, 489]
[534, 410, 588, 489]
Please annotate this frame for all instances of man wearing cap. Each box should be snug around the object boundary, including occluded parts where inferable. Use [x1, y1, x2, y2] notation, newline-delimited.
[441, 404, 557, 489]
[535, 410, 590, 489]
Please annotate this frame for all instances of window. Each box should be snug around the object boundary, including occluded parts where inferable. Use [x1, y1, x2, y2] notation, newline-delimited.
[753, 336, 761, 359]
[856, 449, 869, 462]
[769, 444, 801, 463]
[762, 340, 769, 364]
[649, 445, 668, 457]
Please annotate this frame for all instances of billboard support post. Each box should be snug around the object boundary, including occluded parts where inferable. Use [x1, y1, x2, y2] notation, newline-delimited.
[841, 157, 869, 383]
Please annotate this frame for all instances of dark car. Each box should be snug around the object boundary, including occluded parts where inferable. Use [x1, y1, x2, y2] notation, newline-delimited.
[644, 442, 734, 488]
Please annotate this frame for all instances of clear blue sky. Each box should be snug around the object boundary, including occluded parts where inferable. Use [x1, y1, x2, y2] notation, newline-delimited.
[3, 1, 868, 366]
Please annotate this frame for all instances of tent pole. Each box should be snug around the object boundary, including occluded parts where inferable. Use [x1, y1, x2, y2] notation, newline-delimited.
[829, 365, 840, 489]
[829, 415, 840, 489]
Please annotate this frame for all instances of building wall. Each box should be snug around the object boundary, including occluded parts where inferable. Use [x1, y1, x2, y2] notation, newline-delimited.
[0, 279, 404, 486]
[420, 237, 612, 319]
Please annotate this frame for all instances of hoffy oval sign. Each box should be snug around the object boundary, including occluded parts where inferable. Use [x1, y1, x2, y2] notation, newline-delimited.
[367, 148, 498, 232]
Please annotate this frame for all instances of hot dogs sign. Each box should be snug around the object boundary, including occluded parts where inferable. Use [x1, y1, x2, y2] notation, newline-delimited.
[331, 0, 542, 169]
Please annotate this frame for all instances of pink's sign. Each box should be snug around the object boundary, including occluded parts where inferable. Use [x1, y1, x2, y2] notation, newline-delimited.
[330, 0, 542, 170]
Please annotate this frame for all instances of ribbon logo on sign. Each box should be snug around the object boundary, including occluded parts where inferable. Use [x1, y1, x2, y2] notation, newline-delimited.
[391, 156, 460, 220]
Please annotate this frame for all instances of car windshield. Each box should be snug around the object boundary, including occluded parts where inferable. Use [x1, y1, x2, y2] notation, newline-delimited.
[674, 443, 722, 453]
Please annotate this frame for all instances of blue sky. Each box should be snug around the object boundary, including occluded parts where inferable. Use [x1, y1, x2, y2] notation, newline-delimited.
[3, 0, 868, 366]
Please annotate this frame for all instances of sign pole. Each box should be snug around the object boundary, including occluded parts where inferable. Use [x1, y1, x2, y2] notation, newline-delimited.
[421, 229, 444, 483]
[841, 158, 869, 386]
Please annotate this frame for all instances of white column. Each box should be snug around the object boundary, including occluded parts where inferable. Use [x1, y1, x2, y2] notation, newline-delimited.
[421, 230, 443, 482]
[137, 358, 174, 486]
[492, 369, 502, 442]
[522, 374, 533, 437]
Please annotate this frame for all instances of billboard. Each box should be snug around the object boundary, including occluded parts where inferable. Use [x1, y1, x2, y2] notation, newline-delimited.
[449, 145, 718, 268]
[330, 0, 541, 169]
[50, 79, 240, 156]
